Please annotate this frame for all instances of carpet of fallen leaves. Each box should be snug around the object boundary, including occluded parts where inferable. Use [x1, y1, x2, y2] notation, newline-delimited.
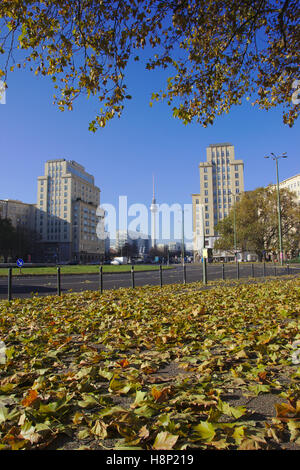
[0, 278, 299, 450]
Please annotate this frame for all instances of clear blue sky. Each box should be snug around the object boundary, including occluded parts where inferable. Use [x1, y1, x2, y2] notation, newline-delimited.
[1, 54, 299, 220]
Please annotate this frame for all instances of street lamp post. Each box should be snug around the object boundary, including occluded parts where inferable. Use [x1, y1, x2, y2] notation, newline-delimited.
[181, 208, 185, 265]
[264, 152, 288, 266]
[232, 195, 237, 262]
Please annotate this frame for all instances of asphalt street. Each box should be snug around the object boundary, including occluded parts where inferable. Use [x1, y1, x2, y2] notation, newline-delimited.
[0, 263, 299, 300]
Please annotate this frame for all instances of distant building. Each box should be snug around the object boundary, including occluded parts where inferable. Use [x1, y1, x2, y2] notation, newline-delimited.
[192, 143, 245, 259]
[167, 241, 182, 253]
[116, 230, 150, 257]
[36, 159, 103, 263]
[0, 199, 36, 230]
[278, 174, 300, 203]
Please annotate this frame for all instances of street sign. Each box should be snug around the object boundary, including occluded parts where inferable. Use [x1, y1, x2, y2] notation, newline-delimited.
[16, 258, 24, 268]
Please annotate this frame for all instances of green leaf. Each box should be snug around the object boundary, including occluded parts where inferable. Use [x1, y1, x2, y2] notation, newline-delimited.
[248, 384, 270, 395]
[77, 394, 99, 408]
[193, 421, 216, 442]
[232, 426, 245, 445]
[0, 405, 8, 424]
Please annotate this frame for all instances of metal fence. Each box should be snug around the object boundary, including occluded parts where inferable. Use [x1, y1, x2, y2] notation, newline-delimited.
[1, 262, 300, 301]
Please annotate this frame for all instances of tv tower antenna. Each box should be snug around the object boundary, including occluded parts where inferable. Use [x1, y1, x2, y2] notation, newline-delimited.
[150, 174, 158, 249]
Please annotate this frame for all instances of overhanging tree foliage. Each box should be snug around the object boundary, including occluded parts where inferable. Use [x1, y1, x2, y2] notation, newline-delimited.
[214, 187, 300, 260]
[0, 0, 299, 131]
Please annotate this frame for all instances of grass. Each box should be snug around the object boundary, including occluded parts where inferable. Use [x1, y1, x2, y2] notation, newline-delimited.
[0, 277, 299, 450]
[0, 264, 173, 276]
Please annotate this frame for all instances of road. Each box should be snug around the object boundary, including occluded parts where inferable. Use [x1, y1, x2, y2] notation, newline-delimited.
[0, 263, 299, 300]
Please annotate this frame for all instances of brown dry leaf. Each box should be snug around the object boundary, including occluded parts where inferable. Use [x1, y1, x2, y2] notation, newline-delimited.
[117, 358, 130, 368]
[139, 425, 150, 439]
[151, 386, 173, 403]
[153, 431, 178, 450]
[21, 390, 39, 407]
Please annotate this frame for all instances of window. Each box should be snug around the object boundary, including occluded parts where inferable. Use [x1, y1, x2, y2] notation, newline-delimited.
[205, 213, 209, 219]
[235, 180, 239, 186]
[205, 190, 208, 196]
[205, 221, 209, 226]
[206, 229, 210, 234]
[235, 173, 239, 178]
[235, 165, 238, 171]
[205, 205, 209, 211]
[236, 189, 240, 194]
[204, 167, 208, 173]
[205, 198, 208, 203]
[204, 175, 208, 180]
[204, 182, 208, 188]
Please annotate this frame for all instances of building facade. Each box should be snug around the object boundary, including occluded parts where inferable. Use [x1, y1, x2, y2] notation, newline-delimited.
[36, 159, 103, 263]
[0, 199, 36, 230]
[193, 143, 244, 258]
[115, 230, 150, 258]
[279, 174, 300, 203]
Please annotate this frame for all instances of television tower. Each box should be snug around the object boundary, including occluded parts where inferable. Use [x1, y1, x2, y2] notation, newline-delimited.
[150, 175, 158, 249]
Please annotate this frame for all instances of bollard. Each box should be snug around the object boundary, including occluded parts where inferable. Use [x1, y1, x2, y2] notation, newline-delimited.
[57, 267, 61, 296]
[8, 267, 12, 301]
[236, 261, 240, 280]
[159, 264, 163, 287]
[222, 263, 225, 281]
[99, 266, 103, 293]
[251, 263, 254, 278]
[274, 265, 277, 277]
[183, 264, 186, 284]
[131, 265, 135, 288]
[263, 262, 266, 277]
[203, 258, 207, 285]
[287, 264, 290, 275]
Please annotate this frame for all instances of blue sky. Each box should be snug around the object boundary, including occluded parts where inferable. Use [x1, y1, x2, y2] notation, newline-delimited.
[1, 53, 299, 224]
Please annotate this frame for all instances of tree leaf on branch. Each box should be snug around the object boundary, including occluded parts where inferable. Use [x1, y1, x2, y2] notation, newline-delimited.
[0, 1, 298, 131]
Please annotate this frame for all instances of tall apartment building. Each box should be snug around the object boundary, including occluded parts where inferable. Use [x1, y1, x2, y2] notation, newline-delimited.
[193, 143, 244, 257]
[36, 159, 103, 263]
[279, 174, 300, 203]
